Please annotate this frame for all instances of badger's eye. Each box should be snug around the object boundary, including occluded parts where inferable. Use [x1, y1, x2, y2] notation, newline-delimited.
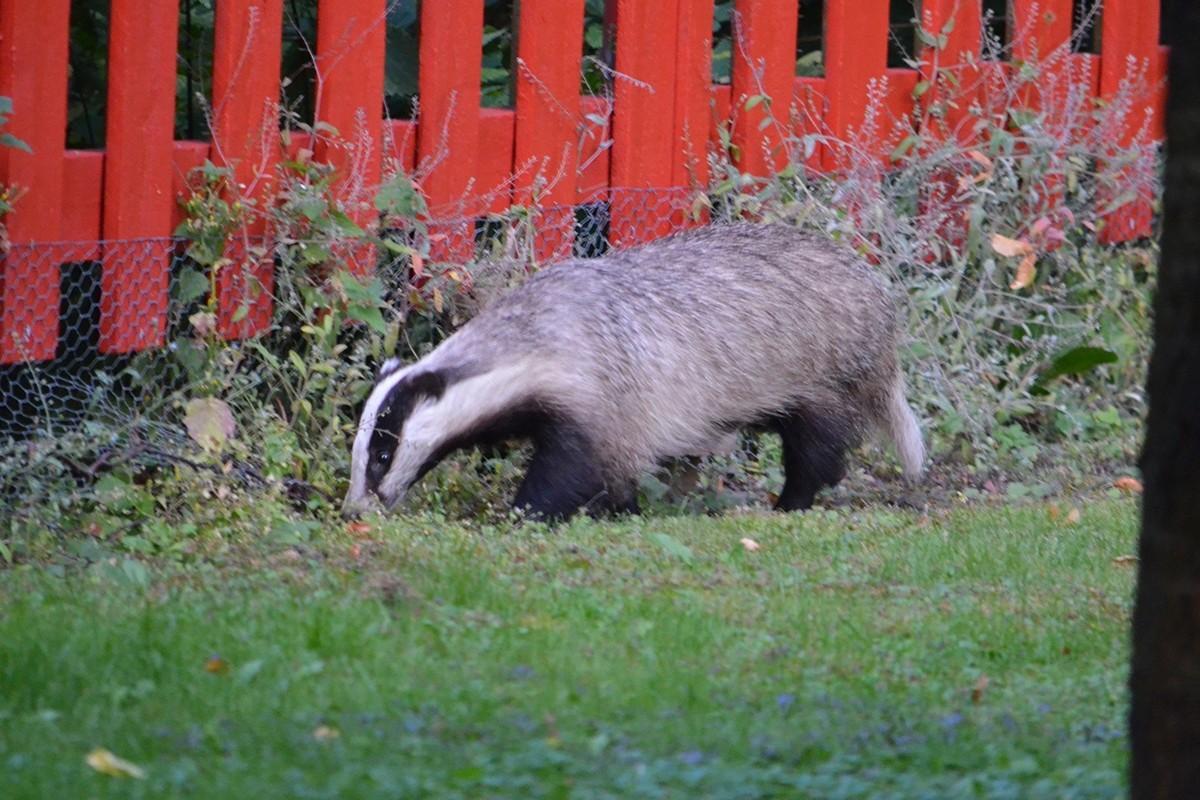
[375, 451, 390, 464]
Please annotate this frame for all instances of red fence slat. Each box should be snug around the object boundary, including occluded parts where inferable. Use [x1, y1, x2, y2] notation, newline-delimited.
[0, 0, 70, 363]
[61, 151, 103, 255]
[514, 0, 584, 260]
[730, 0, 799, 179]
[917, 0, 982, 146]
[673, 0, 714, 190]
[314, 0, 385, 272]
[477, 108, 516, 216]
[418, 0, 483, 262]
[824, 0, 890, 169]
[385, 120, 418, 175]
[172, 141, 211, 233]
[577, 96, 611, 202]
[609, 0, 680, 247]
[99, 0, 180, 354]
[211, 0, 283, 338]
[1098, 0, 1161, 243]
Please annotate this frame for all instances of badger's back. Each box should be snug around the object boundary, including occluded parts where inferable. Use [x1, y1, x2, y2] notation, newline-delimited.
[431, 224, 905, 472]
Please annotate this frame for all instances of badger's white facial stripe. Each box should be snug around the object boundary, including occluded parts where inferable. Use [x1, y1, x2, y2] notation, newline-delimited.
[345, 362, 415, 513]
[373, 359, 564, 506]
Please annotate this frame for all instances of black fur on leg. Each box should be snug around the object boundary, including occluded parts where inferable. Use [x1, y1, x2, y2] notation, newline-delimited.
[512, 421, 611, 523]
[773, 406, 854, 512]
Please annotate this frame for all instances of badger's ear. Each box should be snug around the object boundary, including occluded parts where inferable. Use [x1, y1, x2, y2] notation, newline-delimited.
[406, 369, 447, 400]
[377, 357, 405, 380]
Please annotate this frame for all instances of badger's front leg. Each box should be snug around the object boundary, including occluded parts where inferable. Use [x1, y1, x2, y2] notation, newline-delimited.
[513, 422, 622, 521]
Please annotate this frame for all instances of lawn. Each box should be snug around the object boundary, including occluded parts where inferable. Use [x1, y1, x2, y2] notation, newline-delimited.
[0, 499, 1137, 799]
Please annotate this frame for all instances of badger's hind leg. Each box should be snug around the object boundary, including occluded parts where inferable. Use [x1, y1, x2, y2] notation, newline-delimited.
[512, 421, 630, 522]
[773, 407, 854, 512]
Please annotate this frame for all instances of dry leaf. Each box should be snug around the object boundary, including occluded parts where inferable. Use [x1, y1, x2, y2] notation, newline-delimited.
[411, 253, 424, 277]
[991, 233, 1034, 258]
[1113, 555, 1138, 566]
[971, 674, 990, 704]
[740, 537, 760, 552]
[1114, 477, 1143, 494]
[1010, 252, 1037, 290]
[188, 311, 218, 337]
[1047, 504, 1061, 521]
[967, 149, 994, 170]
[183, 397, 236, 451]
[345, 521, 372, 537]
[204, 655, 229, 675]
[1066, 508, 1081, 525]
[85, 748, 146, 779]
[312, 725, 340, 742]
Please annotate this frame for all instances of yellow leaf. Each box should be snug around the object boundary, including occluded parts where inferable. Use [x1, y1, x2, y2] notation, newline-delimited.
[1066, 507, 1081, 525]
[1010, 252, 1037, 290]
[204, 655, 229, 675]
[432, 287, 444, 314]
[312, 725, 340, 742]
[991, 233, 1034, 258]
[740, 537, 760, 552]
[86, 748, 146, 779]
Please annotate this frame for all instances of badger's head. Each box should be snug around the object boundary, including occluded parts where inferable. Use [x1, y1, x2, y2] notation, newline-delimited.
[343, 358, 452, 517]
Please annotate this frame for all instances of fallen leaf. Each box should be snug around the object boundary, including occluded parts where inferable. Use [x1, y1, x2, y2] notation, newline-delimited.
[411, 253, 424, 277]
[85, 748, 146, 779]
[1113, 476, 1143, 494]
[740, 537, 760, 552]
[188, 311, 218, 337]
[204, 655, 229, 675]
[183, 397, 236, 451]
[1010, 252, 1038, 290]
[312, 725, 340, 742]
[1066, 507, 1082, 525]
[991, 233, 1034, 258]
[1112, 555, 1138, 566]
[1047, 504, 1061, 521]
[971, 674, 990, 704]
[345, 521, 372, 537]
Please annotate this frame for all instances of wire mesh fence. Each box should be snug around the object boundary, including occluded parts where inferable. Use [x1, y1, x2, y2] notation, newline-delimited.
[0, 190, 695, 444]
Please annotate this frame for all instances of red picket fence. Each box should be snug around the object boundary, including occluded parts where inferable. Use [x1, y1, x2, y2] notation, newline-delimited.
[0, 0, 1167, 365]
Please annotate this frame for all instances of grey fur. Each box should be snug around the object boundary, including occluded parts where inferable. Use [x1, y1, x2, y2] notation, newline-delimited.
[345, 222, 924, 517]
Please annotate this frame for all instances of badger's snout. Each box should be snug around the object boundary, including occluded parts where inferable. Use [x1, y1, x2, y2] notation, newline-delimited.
[341, 490, 379, 520]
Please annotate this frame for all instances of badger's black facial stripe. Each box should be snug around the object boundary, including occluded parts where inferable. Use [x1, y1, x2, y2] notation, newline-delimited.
[365, 369, 451, 493]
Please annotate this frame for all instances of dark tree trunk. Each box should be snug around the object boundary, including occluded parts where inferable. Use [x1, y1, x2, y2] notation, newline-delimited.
[1131, 2, 1200, 797]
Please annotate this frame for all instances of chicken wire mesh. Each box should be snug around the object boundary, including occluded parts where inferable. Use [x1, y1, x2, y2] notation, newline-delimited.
[0, 190, 697, 495]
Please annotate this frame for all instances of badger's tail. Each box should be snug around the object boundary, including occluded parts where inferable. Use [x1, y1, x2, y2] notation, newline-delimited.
[885, 371, 925, 481]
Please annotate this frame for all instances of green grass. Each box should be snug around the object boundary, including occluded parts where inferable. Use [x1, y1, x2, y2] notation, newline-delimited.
[0, 500, 1137, 798]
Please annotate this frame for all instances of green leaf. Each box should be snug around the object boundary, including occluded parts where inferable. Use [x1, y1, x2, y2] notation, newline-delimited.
[1039, 346, 1119, 384]
[328, 209, 366, 237]
[173, 266, 210, 305]
[288, 351, 308, 377]
[585, 23, 604, 49]
[347, 303, 388, 335]
[0, 132, 31, 153]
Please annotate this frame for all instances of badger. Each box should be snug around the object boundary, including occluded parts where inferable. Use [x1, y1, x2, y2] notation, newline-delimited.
[343, 223, 924, 521]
